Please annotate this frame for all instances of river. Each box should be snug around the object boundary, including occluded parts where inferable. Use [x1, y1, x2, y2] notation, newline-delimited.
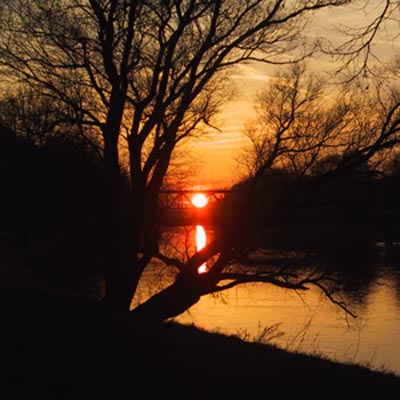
[132, 225, 400, 376]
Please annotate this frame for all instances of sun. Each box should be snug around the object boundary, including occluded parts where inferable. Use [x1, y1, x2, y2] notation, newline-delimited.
[191, 193, 208, 208]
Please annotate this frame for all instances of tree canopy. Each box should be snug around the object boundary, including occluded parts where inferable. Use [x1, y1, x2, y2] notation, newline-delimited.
[4, 0, 399, 320]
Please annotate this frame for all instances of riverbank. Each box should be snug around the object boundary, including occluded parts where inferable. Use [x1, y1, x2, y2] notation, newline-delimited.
[2, 290, 400, 399]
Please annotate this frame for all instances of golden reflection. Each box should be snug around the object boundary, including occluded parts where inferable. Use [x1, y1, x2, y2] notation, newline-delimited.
[196, 225, 208, 274]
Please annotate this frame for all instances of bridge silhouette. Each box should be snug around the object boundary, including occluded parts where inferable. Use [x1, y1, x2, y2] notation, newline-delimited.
[159, 189, 231, 226]
[159, 189, 229, 209]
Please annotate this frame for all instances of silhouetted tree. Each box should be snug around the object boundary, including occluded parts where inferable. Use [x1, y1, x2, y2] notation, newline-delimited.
[0, 1, 357, 315]
[239, 64, 395, 256]
[322, 0, 400, 79]
[323, 0, 400, 254]
[133, 61, 400, 320]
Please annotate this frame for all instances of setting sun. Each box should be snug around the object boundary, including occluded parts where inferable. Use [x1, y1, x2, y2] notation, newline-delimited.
[191, 193, 208, 208]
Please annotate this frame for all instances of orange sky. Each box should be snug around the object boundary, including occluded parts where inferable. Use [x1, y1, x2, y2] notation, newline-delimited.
[187, 62, 273, 188]
[186, 1, 399, 189]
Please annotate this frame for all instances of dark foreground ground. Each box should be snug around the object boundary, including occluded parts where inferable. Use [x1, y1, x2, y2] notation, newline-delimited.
[2, 290, 400, 400]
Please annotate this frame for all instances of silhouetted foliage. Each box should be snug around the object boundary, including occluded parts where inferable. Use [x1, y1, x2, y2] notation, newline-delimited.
[0, 0, 357, 316]
[4, 1, 399, 322]
[0, 122, 104, 261]
[229, 167, 381, 263]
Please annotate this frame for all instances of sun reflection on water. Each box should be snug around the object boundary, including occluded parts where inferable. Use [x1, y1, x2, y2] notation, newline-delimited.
[196, 225, 208, 274]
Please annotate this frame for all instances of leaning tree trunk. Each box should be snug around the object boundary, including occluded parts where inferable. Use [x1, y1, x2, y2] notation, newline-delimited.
[131, 240, 235, 321]
[131, 275, 203, 321]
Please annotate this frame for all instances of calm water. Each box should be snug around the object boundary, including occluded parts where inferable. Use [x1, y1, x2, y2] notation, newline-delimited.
[176, 272, 400, 374]
[132, 226, 400, 376]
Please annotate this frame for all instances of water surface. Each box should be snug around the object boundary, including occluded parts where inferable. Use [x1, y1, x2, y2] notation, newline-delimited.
[133, 225, 400, 375]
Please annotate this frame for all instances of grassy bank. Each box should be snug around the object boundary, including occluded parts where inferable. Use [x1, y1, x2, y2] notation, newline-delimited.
[2, 291, 400, 399]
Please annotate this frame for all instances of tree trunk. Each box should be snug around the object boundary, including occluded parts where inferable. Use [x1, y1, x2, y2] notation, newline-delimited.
[100, 130, 138, 310]
[131, 246, 234, 320]
[131, 275, 202, 321]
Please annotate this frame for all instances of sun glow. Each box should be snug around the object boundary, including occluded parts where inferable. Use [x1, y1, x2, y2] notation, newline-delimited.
[195, 225, 208, 274]
[191, 193, 208, 208]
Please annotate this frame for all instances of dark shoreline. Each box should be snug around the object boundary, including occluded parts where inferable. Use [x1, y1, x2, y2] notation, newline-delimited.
[2, 291, 400, 399]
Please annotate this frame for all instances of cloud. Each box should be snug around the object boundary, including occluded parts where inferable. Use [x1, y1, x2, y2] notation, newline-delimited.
[193, 136, 247, 149]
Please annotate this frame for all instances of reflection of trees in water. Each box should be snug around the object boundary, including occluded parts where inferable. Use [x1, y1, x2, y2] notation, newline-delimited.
[222, 246, 393, 316]
[158, 226, 215, 265]
[332, 263, 380, 309]
[379, 255, 400, 304]
[158, 226, 195, 265]
[147, 219, 400, 321]
[393, 271, 400, 306]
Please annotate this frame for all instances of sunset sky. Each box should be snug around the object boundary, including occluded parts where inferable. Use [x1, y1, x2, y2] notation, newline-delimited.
[188, 1, 398, 188]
